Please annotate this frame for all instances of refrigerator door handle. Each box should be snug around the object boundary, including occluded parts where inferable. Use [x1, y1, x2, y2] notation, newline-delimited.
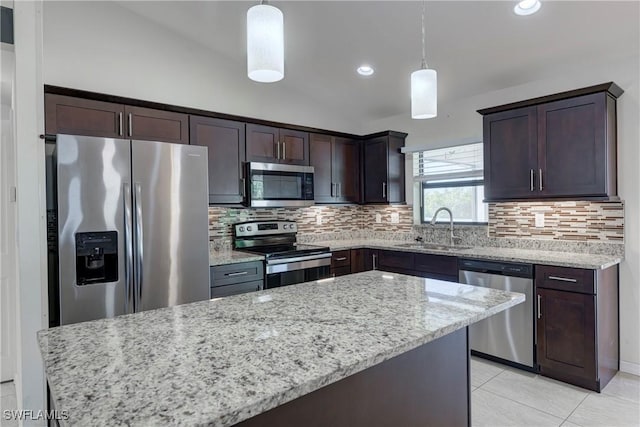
[123, 183, 134, 314]
[133, 183, 144, 312]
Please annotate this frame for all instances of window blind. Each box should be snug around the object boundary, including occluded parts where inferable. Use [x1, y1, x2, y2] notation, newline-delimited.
[413, 142, 483, 183]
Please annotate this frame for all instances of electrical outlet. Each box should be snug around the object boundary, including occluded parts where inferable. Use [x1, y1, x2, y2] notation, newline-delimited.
[390, 212, 400, 224]
[316, 214, 322, 225]
[375, 213, 382, 223]
[535, 213, 545, 228]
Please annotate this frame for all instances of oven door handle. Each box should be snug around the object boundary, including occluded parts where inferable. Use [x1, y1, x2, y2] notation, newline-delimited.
[266, 256, 332, 275]
[266, 253, 332, 265]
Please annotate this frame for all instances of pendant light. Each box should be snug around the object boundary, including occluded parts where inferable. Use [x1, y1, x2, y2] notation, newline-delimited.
[411, 0, 437, 119]
[247, 1, 284, 83]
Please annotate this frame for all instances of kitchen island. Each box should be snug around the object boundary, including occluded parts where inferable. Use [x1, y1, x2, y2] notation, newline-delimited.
[38, 271, 524, 427]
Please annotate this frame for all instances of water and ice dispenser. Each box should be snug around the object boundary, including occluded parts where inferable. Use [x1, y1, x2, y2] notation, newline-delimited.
[75, 232, 118, 285]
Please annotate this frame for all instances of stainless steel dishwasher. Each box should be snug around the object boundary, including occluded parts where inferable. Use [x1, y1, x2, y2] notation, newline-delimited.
[459, 259, 534, 369]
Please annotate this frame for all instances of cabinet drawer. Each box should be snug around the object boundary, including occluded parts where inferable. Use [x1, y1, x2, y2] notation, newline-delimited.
[414, 253, 458, 277]
[332, 250, 351, 268]
[211, 280, 262, 298]
[210, 261, 264, 287]
[536, 265, 595, 294]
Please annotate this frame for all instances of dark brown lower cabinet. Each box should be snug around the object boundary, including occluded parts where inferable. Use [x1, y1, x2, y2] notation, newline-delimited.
[237, 327, 470, 427]
[349, 249, 459, 282]
[331, 250, 352, 277]
[377, 250, 414, 274]
[535, 265, 618, 392]
[414, 253, 459, 282]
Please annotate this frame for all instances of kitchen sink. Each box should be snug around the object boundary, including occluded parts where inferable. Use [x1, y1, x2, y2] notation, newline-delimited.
[396, 243, 472, 251]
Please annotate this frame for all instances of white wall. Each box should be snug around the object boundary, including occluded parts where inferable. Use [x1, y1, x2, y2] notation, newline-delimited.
[42, 1, 362, 135]
[364, 53, 640, 374]
[13, 1, 48, 424]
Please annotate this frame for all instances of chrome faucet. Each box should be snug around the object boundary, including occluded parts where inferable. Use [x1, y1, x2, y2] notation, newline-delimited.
[430, 207, 460, 246]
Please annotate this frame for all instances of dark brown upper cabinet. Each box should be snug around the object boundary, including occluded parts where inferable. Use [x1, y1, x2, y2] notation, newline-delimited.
[310, 133, 360, 204]
[190, 116, 246, 205]
[363, 132, 406, 204]
[483, 106, 538, 200]
[45, 94, 124, 139]
[246, 124, 309, 166]
[479, 83, 623, 201]
[45, 94, 189, 144]
[125, 105, 189, 145]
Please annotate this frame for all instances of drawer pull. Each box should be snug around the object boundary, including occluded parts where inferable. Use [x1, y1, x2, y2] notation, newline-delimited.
[225, 271, 249, 277]
[548, 275, 577, 283]
[335, 257, 348, 261]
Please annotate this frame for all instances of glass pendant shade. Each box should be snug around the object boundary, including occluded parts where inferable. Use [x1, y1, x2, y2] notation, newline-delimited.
[411, 68, 437, 119]
[247, 4, 284, 83]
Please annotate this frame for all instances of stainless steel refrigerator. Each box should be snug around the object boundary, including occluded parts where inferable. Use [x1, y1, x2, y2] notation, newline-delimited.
[47, 134, 210, 325]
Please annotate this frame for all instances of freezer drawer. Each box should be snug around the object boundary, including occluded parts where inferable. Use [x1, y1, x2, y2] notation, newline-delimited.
[210, 280, 262, 298]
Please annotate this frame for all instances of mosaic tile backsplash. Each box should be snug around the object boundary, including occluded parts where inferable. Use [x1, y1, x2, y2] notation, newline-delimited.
[488, 201, 624, 242]
[208, 205, 414, 238]
[208, 201, 624, 253]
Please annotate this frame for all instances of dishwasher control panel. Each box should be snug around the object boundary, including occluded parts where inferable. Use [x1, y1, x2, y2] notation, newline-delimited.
[458, 259, 533, 278]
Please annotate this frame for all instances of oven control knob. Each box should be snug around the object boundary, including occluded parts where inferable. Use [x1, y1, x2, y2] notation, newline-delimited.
[239, 226, 245, 232]
[247, 226, 253, 231]
[283, 224, 288, 229]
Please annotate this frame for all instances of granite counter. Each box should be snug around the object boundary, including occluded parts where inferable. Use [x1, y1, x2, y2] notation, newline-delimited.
[38, 271, 523, 427]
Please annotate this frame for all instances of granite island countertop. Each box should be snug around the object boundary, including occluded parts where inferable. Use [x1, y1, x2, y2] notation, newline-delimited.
[314, 239, 622, 270]
[38, 271, 524, 427]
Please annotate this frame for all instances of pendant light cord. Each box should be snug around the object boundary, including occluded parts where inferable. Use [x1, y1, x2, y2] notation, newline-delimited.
[421, 0, 428, 69]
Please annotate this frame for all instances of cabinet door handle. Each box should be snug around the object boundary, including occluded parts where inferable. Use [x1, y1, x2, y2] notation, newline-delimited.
[118, 112, 123, 136]
[276, 141, 281, 159]
[128, 113, 133, 137]
[335, 257, 347, 261]
[282, 141, 286, 160]
[338, 183, 341, 198]
[331, 183, 335, 197]
[382, 182, 387, 198]
[537, 294, 542, 319]
[548, 275, 578, 283]
[530, 169, 535, 192]
[372, 253, 378, 270]
[225, 271, 248, 277]
[539, 168, 543, 191]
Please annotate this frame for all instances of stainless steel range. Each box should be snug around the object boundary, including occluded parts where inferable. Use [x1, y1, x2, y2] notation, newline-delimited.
[233, 221, 331, 289]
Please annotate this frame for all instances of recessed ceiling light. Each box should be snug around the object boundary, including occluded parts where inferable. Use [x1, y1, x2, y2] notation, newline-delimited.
[357, 65, 375, 76]
[514, 0, 541, 16]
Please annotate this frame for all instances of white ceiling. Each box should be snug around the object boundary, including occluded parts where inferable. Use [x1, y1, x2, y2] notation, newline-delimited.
[115, 1, 639, 123]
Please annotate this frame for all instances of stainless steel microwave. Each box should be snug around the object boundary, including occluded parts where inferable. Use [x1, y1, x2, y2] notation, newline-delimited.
[245, 162, 315, 207]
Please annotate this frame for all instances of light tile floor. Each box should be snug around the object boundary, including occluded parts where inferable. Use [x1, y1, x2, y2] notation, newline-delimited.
[471, 356, 640, 427]
[1, 361, 638, 427]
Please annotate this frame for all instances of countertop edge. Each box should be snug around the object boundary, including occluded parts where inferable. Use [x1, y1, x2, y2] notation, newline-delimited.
[318, 241, 623, 270]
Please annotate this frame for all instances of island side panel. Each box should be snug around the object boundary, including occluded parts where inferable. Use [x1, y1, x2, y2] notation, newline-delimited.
[237, 327, 470, 427]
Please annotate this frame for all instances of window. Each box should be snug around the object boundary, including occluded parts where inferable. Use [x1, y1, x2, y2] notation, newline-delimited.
[413, 142, 488, 224]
